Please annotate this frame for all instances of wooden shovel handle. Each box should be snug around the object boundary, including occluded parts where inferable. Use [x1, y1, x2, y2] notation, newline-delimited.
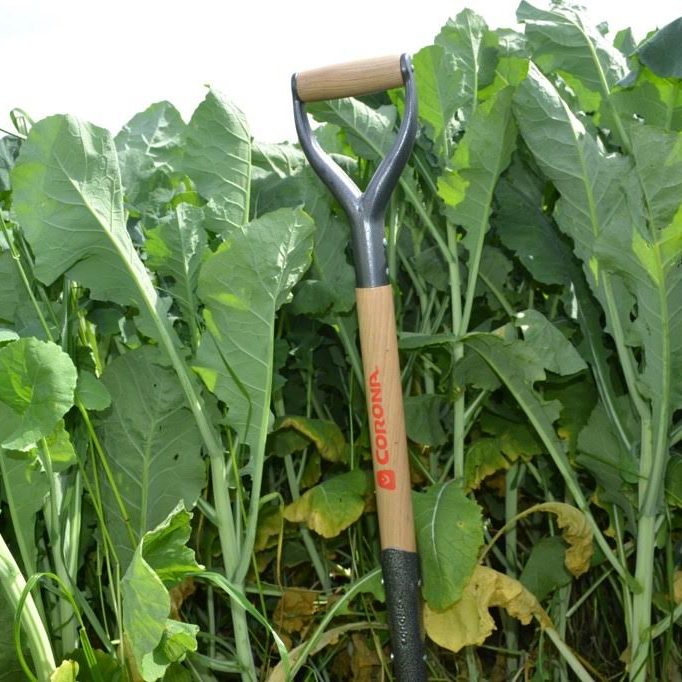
[356, 285, 416, 552]
[295, 55, 404, 102]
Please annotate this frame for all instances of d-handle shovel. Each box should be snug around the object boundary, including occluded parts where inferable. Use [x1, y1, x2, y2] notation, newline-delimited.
[292, 54, 426, 682]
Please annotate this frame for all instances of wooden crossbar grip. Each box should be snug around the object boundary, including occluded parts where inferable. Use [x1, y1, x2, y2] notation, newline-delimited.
[295, 55, 404, 102]
[356, 285, 416, 552]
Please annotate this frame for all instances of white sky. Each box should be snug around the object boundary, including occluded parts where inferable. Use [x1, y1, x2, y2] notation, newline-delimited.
[1, 0, 679, 143]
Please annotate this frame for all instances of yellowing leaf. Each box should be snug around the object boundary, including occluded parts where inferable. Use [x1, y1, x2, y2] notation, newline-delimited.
[272, 416, 347, 463]
[255, 504, 283, 552]
[533, 502, 593, 577]
[424, 565, 552, 652]
[50, 660, 79, 681]
[283, 470, 370, 538]
[674, 571, 682, 605]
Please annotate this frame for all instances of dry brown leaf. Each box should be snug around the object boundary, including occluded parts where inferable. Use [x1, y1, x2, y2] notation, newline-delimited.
[424, 565, 552, 653]
[169, 576, 196, 620]
[533, 502, 593, 576]
[350, 633, 381, 681]
[273, 589, 319, 638]
[267, 622, 384, 682]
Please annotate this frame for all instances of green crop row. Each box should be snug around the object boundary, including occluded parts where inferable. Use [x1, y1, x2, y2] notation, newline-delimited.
[1, 3, 681, 680]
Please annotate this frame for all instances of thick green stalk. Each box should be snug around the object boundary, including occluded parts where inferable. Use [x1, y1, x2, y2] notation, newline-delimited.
[630, 513, 657, 681]
[0, 532, 56, 680]
[446, 221, 465, 481]
[39, 439, 78, 654]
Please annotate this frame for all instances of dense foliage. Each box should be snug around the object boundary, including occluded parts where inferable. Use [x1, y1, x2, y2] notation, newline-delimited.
[1, 3, 682, 680]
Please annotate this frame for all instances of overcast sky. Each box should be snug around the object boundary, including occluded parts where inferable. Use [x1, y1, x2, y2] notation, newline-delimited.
[1, 1, 679, 143]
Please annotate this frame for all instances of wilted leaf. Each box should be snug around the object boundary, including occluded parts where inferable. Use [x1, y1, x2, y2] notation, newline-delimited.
[464, 438, 509, 491]
[519, 502, 594, 577]
[674, 571, 682, 605]
[271, 416, 347, 463]
[283, 469, 370, 538]
[255, 504, 283, 552]
[424, 565, 552, 652]
[273, 589, 319, 637]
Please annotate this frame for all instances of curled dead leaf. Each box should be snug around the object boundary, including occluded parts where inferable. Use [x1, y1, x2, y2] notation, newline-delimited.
[424, 565, 552, 653]
[273, 589, 319, 639]
[533, 502, 593, 576]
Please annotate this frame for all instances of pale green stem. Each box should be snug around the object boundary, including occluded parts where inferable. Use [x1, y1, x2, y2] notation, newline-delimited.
[504, 463, 523, 675]
[39, 438, 78, 654]
[0, 532, 56, 679]
[447, 221, 466, 482]
[283, 455, 331, 592]
[630, 513, 657, 681]
[545, 627, 595, 682]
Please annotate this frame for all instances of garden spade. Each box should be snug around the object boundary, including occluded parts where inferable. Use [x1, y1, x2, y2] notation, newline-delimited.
[292, 55, 426, 681]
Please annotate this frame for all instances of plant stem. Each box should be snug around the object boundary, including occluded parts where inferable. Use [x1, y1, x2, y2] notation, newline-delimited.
[544, 626, 595, 682]
[504, 463, 523, 677]
[39, 438, 79, 654]
[283, 454, 331, 591]
[630, 512, 657, 681]
[0, 532, 56, 680]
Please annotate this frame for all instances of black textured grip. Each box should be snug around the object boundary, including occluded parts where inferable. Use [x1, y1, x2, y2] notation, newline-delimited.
[381, 548, 427, 681]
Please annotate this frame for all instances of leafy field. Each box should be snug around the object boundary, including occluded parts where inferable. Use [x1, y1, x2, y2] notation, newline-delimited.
[1, 2, 682, 680]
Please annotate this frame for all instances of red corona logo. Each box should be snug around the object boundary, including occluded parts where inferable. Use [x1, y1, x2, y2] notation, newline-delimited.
[369, 367, 396, 490]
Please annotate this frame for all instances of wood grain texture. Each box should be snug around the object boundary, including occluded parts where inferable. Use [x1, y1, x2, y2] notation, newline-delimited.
[295, 55, 403, 102]
[356, 285, 416, 552]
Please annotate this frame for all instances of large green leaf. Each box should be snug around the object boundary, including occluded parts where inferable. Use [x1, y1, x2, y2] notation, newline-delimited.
[140, 504, 203, 586]
[307, 98, 397, 161]
[636, 18, 682, 79]
[517, 0, 626, 114]
[182, 90, 251, 236]
[594, 125, 682, 509]
[435, 9, 498, 121]
[122, 506, 202, 682]
[515, 309, 587, 376]
[97, 347, 206, 567]
[493, 155, 633, 449]
[114, 100, 185, 206]
[122, 546, 170, 680]
[610, 66, 682, 131]
[412, 481, 483, 610]
[0, 338, 77, 450]
[145, 204, 207, 340]
[438, 87, 516, 260]
[11, 115, 172, 342]
[194, 207, 314, 459]
[513, 65, 625, 278]
[412, 44, 459, 148]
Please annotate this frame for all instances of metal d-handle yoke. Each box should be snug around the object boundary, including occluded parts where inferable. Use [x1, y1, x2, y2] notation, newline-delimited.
[292, 54, 418, 288]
